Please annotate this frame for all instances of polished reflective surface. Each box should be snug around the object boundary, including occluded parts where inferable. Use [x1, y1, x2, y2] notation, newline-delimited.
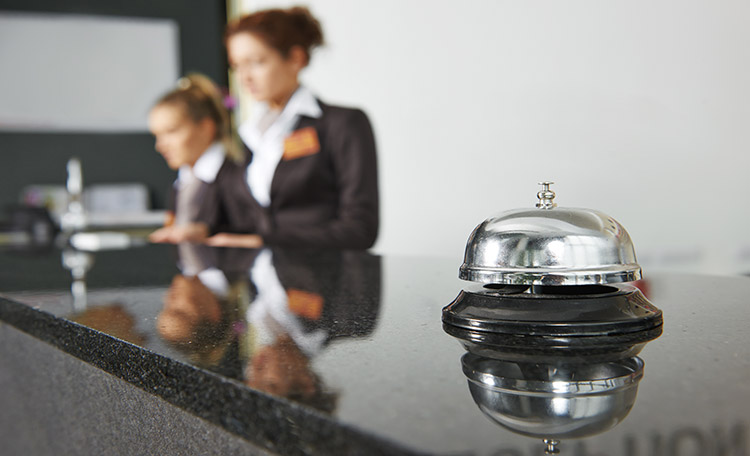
[1, 240, 748, 455]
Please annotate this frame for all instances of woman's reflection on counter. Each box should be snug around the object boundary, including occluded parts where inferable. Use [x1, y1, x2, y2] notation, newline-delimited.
[157, 272, 241, 369]
[72, 303, 147, 346]
[157, 244, 381, 412]
[156, 243, 244, 374]
[243, 248, 330, 409]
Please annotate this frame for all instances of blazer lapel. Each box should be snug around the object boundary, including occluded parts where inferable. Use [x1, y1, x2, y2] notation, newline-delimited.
[269, 114, 322, 207]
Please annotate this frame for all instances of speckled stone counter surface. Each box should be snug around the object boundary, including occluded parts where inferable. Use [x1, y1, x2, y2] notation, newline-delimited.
[1, 242, 749, 455]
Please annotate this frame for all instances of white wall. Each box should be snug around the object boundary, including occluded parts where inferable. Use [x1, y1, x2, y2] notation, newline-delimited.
[240, 0, 750, 275]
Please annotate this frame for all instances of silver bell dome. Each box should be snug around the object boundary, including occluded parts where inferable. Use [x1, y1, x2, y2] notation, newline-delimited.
[459, 182, 641, 286]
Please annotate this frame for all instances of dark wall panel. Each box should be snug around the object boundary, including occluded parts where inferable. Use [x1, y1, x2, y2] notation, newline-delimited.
[3, 132, 173, 209]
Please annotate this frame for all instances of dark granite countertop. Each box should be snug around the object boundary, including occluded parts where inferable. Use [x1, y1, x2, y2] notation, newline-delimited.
[1, 241, 748, 455]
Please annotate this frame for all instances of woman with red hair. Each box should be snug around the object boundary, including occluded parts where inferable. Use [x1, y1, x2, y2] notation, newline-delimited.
[206, 6, 379, 250]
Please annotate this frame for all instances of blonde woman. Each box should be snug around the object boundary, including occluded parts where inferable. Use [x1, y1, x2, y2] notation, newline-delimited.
[148, 73, 244, 243]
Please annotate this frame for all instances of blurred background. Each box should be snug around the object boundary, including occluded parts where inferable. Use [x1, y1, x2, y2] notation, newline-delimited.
[2, 0, 749, 275]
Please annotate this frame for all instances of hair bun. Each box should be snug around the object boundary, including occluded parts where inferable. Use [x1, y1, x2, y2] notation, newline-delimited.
[226, 6, 325, 66]
[289, 6, 324, 49]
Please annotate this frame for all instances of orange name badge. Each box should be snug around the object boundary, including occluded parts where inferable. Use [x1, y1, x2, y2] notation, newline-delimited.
[283, 127, 320, 160]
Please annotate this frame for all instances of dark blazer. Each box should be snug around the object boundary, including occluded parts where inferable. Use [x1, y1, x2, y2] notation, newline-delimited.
[167, 158, 246, 229]
[215, 101, 379, 249]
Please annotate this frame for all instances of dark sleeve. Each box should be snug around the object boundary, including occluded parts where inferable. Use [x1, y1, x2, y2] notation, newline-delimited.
[210, 153, 259, 236]
[162, 185, 177, 226]
[263, 109, 379, 249]
[167, 185, 177, 214]
[194, 161, 235, 234]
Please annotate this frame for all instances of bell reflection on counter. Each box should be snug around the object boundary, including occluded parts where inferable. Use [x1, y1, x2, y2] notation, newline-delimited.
[158, 244, 382, 412]
[461, 352, 645, 454]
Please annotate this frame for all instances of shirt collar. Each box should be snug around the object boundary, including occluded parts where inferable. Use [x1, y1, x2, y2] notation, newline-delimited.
[240, 85, 322, 141]
[177, 142, 224, 185]
[282, 85, 323, 120]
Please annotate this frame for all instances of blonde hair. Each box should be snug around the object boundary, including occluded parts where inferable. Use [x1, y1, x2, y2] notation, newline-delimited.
[154, 73, 243, 163]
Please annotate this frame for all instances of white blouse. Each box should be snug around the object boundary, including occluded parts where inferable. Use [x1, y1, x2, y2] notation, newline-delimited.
[175, 141, 225, 186]
[238, 86, 323, 207]
[173, 142, 224, 224]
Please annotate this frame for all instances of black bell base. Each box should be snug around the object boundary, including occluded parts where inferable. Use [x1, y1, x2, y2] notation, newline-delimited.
[442, 283, 663, 363]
